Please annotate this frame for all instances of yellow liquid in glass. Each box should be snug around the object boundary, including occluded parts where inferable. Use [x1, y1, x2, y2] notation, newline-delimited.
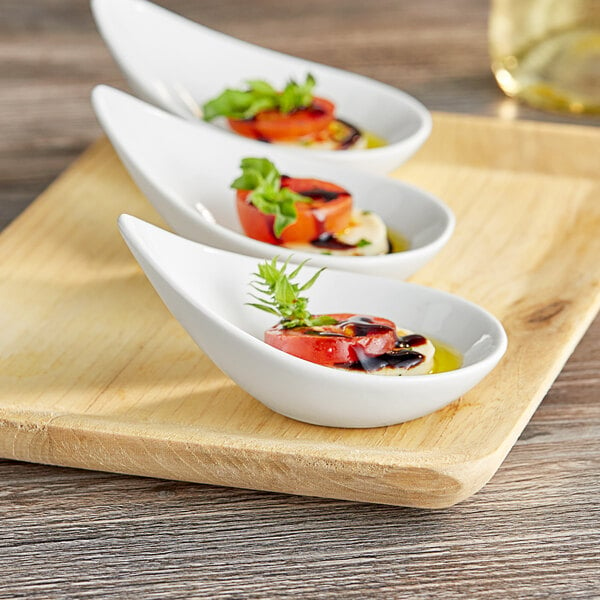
[489, 0, 600, 114]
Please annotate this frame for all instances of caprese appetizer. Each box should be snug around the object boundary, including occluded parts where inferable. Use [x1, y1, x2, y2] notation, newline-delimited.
[231, 157, 390, 256]
[202, 74, 371, 150]
[249, 257, 437, 376]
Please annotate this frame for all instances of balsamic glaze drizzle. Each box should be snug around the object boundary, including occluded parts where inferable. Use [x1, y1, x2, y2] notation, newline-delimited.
[310, 233, 356, 251]
[340, 315, 394, 337]
[298, 189, 344, 201]
[303, 316, 394, 338]
[335, 118, 363, 149]
[326, 320, 428, 373]
[396, 334, 427, 348]
[339, 346, 425, 372]
[280, 175, 348, 202]
[240, 107, 361, 149]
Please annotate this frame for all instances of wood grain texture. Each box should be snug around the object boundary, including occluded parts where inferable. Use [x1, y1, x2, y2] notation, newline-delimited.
[1, 114, 599, 511]
[1, 1, 599, 598]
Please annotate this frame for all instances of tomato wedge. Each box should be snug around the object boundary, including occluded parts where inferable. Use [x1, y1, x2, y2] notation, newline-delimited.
[236, 176, 352, 245]
[264, 314, 397, 366]
[228, 97, 335, 142]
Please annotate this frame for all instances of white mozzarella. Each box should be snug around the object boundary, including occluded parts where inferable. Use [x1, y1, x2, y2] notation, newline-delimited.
[370, 329, 435, 376]
[335, 210, 389, 255]
[283, 209, 389, 256]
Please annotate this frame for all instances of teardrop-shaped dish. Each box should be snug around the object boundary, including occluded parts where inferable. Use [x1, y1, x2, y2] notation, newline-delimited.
[119, 214, 507, 428]
[94, 85, 453, 280]
[92, 0, 431, 173]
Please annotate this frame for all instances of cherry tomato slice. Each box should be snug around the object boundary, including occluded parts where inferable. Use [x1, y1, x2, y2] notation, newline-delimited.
[264, 314, 397, 366]
[236, 177, 352, 244]
[228, 97, 335, 142]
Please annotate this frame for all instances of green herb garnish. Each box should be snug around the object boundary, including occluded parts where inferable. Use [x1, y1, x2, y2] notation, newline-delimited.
[202, 74, 316, 121]
[231, 157, 310, 237]
[356, 238, 372, 247]
[248, 257, 338, 329]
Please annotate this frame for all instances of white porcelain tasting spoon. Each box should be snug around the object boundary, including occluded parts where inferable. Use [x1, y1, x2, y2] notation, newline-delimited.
[118, 214, 507, 428]
[91, 0, 432, 174]
[93, 85, 453, 280]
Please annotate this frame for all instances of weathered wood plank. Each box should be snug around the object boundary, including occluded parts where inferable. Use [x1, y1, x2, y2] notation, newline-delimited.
[1, 1, 596, 227]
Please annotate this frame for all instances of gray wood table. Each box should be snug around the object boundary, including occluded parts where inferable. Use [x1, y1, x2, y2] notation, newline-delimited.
[1, 2, 599, 598]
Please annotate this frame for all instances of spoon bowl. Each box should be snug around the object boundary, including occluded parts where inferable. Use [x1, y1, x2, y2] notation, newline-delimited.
[92, 0, 431, 174]
[93, 85, 454, 280]
[119, 214, 507, 428]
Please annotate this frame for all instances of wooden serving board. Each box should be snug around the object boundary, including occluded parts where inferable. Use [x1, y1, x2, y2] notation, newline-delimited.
[1, 113, 599, 508]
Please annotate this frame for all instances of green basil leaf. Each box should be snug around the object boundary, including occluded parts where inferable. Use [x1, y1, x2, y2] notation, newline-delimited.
[231, 157, 312, 238]
[272, 208, 297, 238]
[202, 89, 255, 120]
[246, 80, 277, 95]
[279, 87, 296, 114]
[309, 315, 339, 326]
[278, 198, 298, 219]
[243, 95, 278, 117]
[299, 267, 327, 292]
[248, 255, 331, 329]
[245, 302, 280, 316]
[202, 74, 317, 120]
[279, 187, 311, 204]
[231, 172, 262, 190]
[274, 274, 296, 306]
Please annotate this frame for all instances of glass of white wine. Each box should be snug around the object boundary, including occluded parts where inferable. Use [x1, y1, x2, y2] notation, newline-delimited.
[489, 0, 600, 114]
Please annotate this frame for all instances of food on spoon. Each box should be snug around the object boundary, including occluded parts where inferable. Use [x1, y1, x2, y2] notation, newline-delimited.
[202, 74, 378, 150]
[248, 258, 446, 375]
[231, 158, 390, 256]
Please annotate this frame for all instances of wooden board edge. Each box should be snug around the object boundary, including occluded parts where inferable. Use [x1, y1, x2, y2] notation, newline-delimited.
[2, 119, 599, 507]
[3, 276, 599, 509]
[0, 409, 511, 509]
[3, 275, 596, 509]
[412, 112, 600, 179]
[431, 110, 600, 137]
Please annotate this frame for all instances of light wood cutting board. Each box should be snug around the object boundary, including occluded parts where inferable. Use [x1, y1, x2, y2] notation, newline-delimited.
[1, 113, 599, 508]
